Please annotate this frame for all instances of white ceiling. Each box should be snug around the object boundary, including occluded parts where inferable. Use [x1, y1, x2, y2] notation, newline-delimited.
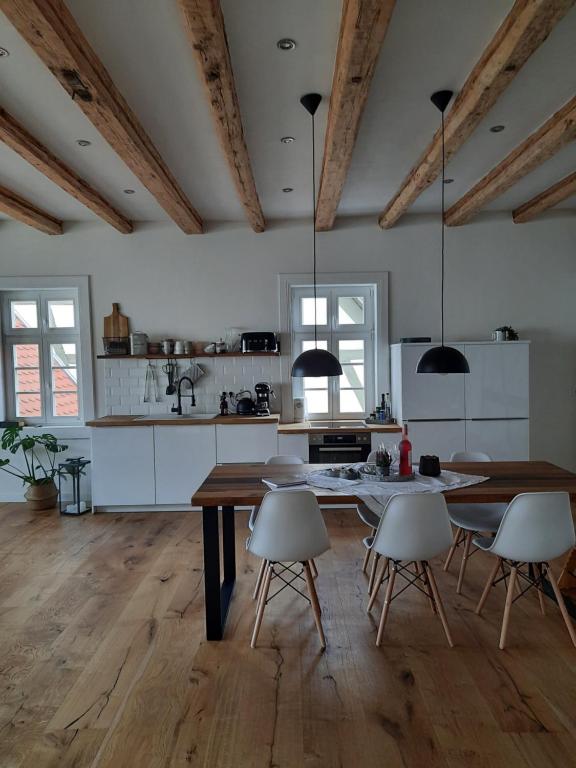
[0, 0, 574, 228]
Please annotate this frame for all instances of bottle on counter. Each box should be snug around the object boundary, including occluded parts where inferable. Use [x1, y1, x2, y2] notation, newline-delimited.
[398, 422, 412, 476]
[219, 391, 229, 416]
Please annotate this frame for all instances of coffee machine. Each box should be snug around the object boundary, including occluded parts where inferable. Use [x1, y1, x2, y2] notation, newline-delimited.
[254, 382, 275, 416]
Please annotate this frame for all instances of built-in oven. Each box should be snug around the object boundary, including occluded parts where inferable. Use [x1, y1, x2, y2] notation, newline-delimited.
[309, 431, 371, 464]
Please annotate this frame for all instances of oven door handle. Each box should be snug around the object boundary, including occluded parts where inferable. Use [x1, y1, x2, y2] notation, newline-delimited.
[317, 446, 363, 452]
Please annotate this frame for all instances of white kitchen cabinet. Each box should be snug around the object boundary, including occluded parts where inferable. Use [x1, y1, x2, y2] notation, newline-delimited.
[277, 433, 309, 462]
[466, 419, 529, 461]
[216, 424, 278, 463]
[464, 342, 529, 419]
[91, 427, 155, 506]
[407, 421, 466, 462]
[154, 425, 216, 504]
[391, 344, 466, 421]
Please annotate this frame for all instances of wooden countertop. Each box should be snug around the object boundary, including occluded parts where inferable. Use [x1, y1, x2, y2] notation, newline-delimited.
[277, 421, 402, 434]
[86, 414, 280, 427]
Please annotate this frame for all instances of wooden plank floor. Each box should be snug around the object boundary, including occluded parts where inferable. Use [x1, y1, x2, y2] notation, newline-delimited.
[1, 502, 575, 768]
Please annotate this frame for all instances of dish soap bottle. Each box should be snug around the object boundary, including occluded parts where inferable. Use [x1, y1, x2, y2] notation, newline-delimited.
[399, 422, 412, 476]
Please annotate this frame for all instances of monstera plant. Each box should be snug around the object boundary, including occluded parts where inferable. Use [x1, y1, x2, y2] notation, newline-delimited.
[0, 426, 68, 510]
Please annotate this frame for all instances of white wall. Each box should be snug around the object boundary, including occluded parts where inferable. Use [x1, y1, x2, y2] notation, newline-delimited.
[0, 212, 575, 470]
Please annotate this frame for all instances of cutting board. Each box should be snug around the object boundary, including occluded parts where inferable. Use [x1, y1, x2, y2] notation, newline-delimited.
[103, 303, 129, 338]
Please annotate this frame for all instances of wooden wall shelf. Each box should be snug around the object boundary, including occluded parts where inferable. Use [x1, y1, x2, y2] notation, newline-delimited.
[96, 352, 280, 360]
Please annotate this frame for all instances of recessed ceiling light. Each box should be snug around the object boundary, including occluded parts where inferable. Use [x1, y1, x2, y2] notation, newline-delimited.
[277, 38, 296, 51]
[489, 124, 505, 133]
[282, 187, 293, 193]
[281, 136, 295, 144]
[0, 47, 10, 58]
[123, 189, 135, 194]
[443, 178, 454, 184]
[76, 139, 91, 147]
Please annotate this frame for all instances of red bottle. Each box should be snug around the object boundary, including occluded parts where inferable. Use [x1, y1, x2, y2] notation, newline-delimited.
[399, 423, 412, 476]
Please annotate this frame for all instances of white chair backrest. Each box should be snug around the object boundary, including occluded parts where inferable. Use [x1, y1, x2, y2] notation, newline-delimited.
[450, 451, 492, 462]
[266, 455, 305, 465]
[248, 490, 330, 562]
[372, 493, 453, 562]
[488, 492, 575, 563]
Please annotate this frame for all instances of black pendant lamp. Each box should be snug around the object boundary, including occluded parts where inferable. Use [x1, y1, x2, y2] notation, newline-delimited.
[417, 90, 469, 375]
[292, 94, 343, 378]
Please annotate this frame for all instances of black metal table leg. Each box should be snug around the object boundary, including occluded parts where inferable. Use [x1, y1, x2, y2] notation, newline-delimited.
[202, 505, 236, 640]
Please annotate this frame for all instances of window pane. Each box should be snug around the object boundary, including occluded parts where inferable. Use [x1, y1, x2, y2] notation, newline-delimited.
[13, 343, 40, 368]
[338, 296, 365, 325]
[304, 389, 329, 414]
[53, 392, 79, 417]
[300, 297, 327, 326]
[340, 389, 365, 413]
[10, 300, 38, 329]
[302, 339, 328, 352]
[338, 339, 364, 364]
[48, 299, 75, 328]
[15, 368, 40, 392]
[16, 393, 42, 418]
[51, 343, 77, 368]
[52, 368, 78, 392]
[340, 364, 365, 388]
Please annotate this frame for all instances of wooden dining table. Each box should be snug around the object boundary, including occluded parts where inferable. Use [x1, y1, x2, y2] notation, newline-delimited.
[191, 461, 576, 640]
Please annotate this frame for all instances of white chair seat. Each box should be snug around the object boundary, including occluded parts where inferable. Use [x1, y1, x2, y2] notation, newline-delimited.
[357, 502, 380, 530]
[472, 535, 494, 551]
[448, 503, 506, 532]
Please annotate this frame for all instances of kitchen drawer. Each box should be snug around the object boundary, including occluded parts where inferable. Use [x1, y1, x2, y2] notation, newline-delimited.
[277, 433, 309, 462]
[216, 424, 278, 463]
[91, 427, 155, 506]
[155, 425, 216, 504]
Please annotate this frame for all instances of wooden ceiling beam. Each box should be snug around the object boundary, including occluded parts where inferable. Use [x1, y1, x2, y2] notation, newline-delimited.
[513, 170, 576, 222]
[0, 184, 63, 234]
[445, 95, 576, 226]
[378, 0, 575, 229]
[0, 0, 203, 234]
[315, 0, 396, 232]
[0, 107, 133, 233]
[178, 0, 265, 233]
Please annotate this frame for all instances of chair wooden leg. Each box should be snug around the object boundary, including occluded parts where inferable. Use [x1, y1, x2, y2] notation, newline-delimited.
[361, 527, 376, 574]
[419, 561, 437, 614]
[367, 557, 388, 613]
[303, 561, 326, 649]
[546, 565, 576, 648]
[376, 563, 397, 647]
[476, 557, 502, 615]
[309, 559, 318, 578]
[534, 563, 546, 616]
[251, 563, 272, 648]
[456, 531, 473, 595]
[368, 552, 381, 595]
[424, 563, 454, 648]
[252, 558, 266, 601]
[499, 564, 517, 650]
[444, 526, 463, 572]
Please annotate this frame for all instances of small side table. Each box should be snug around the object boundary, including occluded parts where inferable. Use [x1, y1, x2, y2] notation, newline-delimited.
[58, 457, 92, 515]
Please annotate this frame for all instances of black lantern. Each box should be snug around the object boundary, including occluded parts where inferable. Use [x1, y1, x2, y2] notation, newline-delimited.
[58, 457, 91, 515]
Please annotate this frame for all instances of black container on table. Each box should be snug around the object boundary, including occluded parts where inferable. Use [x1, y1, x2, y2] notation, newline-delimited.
[419, 455, 441, 477]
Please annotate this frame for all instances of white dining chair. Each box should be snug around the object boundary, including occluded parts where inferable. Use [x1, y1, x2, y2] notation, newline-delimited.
[474, 491, 576, 650]
[444, 450, 507, 594]
[247, 489, 330, 649]
[249, 455, 308, 601]
[366, 493, 454, 647]
[358, 450, 384, 581]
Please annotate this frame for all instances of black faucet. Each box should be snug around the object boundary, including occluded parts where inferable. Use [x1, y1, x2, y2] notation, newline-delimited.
[172, 376, 196, 415]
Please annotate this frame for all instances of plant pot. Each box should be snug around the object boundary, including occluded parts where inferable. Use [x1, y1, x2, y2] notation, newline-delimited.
[24, 480, 58, 511]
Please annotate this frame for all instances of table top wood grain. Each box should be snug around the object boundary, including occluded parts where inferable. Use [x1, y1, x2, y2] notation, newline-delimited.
[192, 461, 576, 507]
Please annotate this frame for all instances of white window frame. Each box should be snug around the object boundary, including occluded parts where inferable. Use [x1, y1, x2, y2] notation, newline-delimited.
[278, 273, 389, 422]
[0, 277, 94, 426]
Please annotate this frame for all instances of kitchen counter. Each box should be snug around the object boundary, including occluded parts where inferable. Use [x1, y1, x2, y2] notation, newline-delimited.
[278, 421, 402, 434]
[86, 414, 280, 427]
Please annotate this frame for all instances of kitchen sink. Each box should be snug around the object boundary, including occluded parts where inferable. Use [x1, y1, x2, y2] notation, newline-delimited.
[136, 413, 218, 421]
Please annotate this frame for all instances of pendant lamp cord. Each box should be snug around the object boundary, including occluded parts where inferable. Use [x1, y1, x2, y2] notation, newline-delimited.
[312, 110, 318, 346]
[441, 109, 445, 348]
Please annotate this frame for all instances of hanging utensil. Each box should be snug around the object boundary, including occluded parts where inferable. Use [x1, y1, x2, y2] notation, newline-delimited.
[163, 359, 177, 395]
[144, 361, 159, 403]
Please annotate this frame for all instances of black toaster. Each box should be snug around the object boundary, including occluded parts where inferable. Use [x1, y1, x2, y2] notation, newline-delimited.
[241, 332, 278, 353]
